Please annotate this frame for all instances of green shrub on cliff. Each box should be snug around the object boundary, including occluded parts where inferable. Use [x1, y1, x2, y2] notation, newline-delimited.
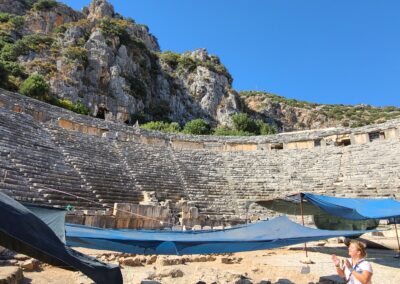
[0, 13, 24, 30]
[32, 0, 58, 11]
[0, 34, 53, 61]
[19, 73, 49, 100]
[213, 126, 251, 136]
[52, 98, 90, 115]
[99, 18, 132, 44]
[183, 119, 211, 135]
[232, 113, 259, 133]
[62, 46, 88, 63]
[159, 51, 180, 69]
[141, 121, 181, 133]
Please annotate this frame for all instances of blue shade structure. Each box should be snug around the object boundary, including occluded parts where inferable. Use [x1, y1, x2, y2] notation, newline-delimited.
[66, 216, 368, 255]
[24, 204, 67, 243]
[0, 192, 123, 284]
[302, 193, 400, 220]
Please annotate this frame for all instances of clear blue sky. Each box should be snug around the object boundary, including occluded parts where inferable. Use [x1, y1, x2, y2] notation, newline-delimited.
[61, 0, 400, 107]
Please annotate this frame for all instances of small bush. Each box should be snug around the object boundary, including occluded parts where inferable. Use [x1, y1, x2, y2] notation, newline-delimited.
[159, 51, 180, 69]
[141, 121, 180, 133]
[232, 113, 259, 134]
[0, 34, 53, 61]
[63, 46, 88, 63]
[178, 56, 197, 72]
[53, 25, 67, 35]
[0, 60, 25, 76]
[256, 120, 277, 135]
[99, 18, 132, 44]
[33, 0, 58, 11]
[53, 98, 90, 115]
[0, 13, 24, 29]
[19, 73, 49, 100]
[183, 119, 211, 135]
[213, 126, 251, 136]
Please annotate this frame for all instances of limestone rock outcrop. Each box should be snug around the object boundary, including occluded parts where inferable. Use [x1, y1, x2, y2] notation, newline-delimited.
[87, 0, 114, 20]
[3, 0, 239, 125]
[25, 2, 84, 34]
[2, 0, 396, 131]
[0, 0, 29, 15]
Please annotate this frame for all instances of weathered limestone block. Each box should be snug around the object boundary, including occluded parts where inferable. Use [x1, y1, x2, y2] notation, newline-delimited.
[0, 266, 23, 284]
[65, 215, 85, 225]
[113, 203, 133, 218]
[115, 218, 131, 229]
[20, 259, 39, 271]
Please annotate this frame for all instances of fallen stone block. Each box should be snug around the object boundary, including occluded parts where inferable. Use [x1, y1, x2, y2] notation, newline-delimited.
[146, 255, 157, 265]
[120, 257, 143, 267]
[157, 268, 184, 278]
[157, 256, 185, 266]
[221, 257, 242, 264]
[20, 259, 39, 271]
[13, 254, 29, 261]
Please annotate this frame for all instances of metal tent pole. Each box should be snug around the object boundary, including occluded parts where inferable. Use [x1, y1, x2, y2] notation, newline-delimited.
[300, 195, 308, 258]
[394, 221, 400, 258]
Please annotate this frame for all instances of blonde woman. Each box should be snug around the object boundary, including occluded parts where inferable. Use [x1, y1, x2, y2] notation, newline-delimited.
[332, 240, 373, 284]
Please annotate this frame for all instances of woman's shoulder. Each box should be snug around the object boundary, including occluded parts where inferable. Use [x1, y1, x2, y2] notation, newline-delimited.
[360, 259, 373, 272]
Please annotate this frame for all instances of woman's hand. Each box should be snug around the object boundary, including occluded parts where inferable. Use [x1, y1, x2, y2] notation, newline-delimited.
[345, 259, 352, 269]
[331, 255, 340, 266]
[332, 254, 345, 278]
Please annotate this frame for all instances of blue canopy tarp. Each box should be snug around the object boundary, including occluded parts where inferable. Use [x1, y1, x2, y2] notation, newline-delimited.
[0, 192, 122, 284]
[66, 216, 368, 255]
[302, 193, 400, 220]
[24, 204, 66, 243]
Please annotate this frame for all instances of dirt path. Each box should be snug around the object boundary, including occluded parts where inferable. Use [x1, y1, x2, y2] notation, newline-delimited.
[19, 243, 400, 284]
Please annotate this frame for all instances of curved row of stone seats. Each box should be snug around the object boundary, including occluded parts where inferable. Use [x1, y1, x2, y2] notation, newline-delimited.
[0, 109, 95, 209]
[221, 140, 400, 216]
[171, 149, 237, 217]
[115, 141, 186, 203]
[0, 151, 38, 203]
[1, 89, 400, 220]
[47, 126, 142, 208]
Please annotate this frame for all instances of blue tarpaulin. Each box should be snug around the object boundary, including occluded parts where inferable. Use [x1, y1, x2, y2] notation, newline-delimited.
[24, 204, 66, 243]
[302, 193, 400, 220]
[66, 216, 368, 255]
[0, 192, 123, 284]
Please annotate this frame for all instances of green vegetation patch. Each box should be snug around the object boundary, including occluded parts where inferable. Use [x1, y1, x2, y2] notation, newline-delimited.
[62, 46, 88, 63]
[51, 98, 90, 115]
[159, 51, 233, 84]
[19, 73, 49, 100]
[141, 121, 180, 133]
[183, 119, 211, 135]
[98, 17, 133, 45]
[0, 34, 54, 61]
[32, 0, 58, 11]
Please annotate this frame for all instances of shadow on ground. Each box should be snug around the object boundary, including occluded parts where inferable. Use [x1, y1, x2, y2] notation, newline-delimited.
[293, 246, 400, 269]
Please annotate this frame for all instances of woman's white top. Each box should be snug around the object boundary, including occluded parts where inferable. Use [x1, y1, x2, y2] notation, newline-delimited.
[344, 258, 373, 284]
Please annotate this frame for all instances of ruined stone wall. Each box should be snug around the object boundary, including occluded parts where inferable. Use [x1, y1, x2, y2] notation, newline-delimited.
[1, 89, 399, 227]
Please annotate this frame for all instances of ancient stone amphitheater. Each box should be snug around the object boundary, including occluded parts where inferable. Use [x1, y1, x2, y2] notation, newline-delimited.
[1, 89, 399, 229]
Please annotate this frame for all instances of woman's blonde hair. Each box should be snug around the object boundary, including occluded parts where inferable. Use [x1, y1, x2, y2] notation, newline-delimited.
[350, 240, 367, 258]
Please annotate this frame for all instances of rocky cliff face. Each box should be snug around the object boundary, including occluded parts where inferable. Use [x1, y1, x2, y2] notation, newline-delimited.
[0, 0, 30, 15]
[0, 0, 398, 131]
[241, 91, 400, 131]
[0, 0, 240, 126]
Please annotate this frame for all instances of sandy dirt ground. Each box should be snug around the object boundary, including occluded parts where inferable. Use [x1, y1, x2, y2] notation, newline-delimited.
[19, 243, 400, 284]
